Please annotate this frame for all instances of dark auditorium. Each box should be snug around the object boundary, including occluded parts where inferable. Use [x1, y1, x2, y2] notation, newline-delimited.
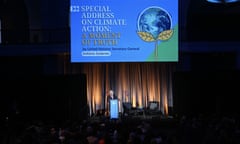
[1, 0, 240, 144]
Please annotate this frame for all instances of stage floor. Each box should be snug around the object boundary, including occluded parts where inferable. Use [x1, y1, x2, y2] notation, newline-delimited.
[89, 112, 175, 124]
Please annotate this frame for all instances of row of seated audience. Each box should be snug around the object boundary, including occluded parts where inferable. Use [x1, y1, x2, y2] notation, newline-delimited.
[1, 113, 240, 144]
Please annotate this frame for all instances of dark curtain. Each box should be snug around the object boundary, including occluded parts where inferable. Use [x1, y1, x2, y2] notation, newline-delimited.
[1, 0, 29, 44]
[60, 54, 176, 116]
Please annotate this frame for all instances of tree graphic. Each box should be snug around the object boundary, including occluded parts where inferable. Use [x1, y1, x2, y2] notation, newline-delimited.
[137, 29, 173, 57]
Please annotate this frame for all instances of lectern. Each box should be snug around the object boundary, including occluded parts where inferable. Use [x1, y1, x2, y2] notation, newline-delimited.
[110, 99, 119, 119]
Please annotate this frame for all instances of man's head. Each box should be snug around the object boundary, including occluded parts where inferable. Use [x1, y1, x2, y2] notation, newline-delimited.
[109, 90, 114, 97]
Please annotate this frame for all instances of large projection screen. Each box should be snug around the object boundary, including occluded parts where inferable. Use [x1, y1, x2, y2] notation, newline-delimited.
[70, 0, 178, 62]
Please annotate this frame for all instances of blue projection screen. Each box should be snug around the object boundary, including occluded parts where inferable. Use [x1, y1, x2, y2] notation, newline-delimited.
[70, 0, 178, 62]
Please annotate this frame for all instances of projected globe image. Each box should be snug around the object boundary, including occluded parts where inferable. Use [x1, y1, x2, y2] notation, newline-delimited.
[137, 6, 172, 39]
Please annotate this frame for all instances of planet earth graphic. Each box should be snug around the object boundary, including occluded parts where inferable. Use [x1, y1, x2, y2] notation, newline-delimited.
[137, 6, 172, 39]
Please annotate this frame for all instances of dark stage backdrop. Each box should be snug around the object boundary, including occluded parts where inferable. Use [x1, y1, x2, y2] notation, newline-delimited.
[0, 74, 88, 123]
[173, 71, 240, 117]
[63, 60, 176, 116]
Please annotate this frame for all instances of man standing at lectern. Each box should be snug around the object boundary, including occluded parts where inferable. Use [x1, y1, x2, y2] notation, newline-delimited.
[106, 89, 118, 116]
